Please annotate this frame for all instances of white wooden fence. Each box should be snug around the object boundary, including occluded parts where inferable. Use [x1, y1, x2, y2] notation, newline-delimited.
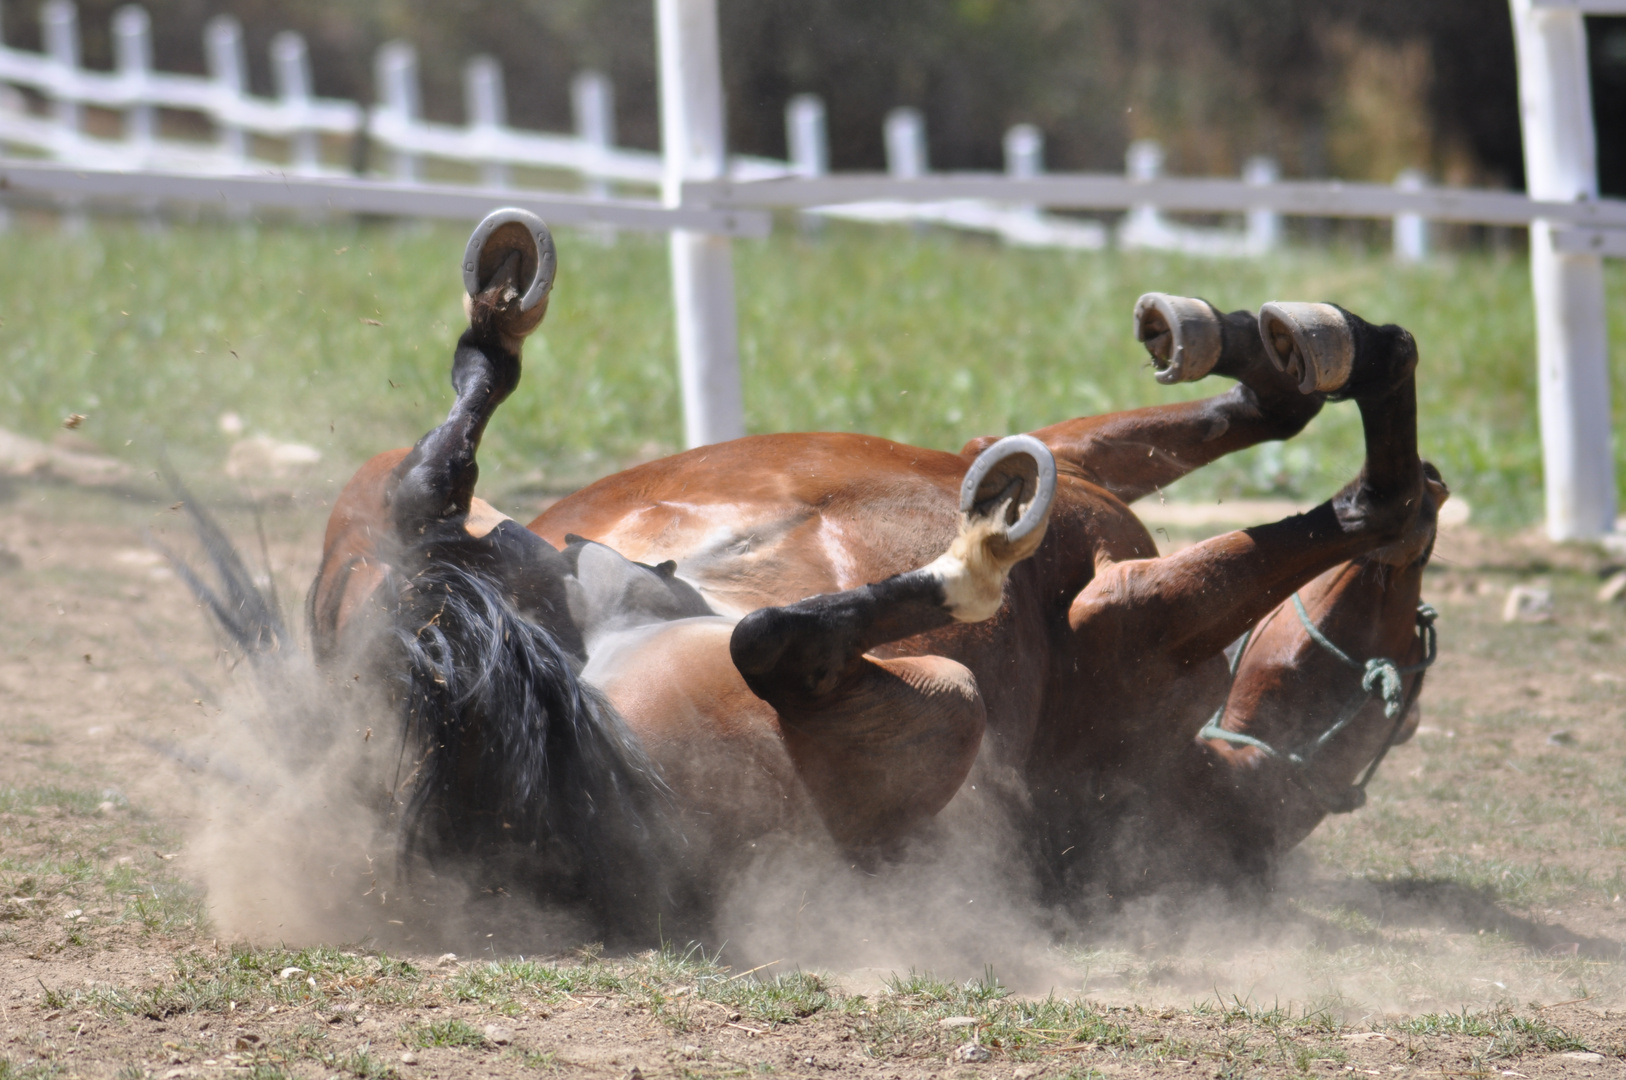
[1, 0, 1622, 538]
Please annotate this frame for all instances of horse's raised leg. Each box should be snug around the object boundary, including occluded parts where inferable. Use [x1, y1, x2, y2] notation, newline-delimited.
[388, 212, 555, 536]
[1036, 304, 1434, 896]
[724, 436, 1056, 847]
[1094, 470, 1444, 890]
[981, 295, 1324, 504]
[1066, 302, 1425, 671]
[309, 211, 568, 658]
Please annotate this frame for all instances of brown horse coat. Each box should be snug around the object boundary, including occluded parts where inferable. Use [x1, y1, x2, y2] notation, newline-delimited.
[305, 236, 1440, 926]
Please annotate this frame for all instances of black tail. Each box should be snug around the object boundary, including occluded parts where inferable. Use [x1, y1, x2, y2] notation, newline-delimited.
[382, 538, 683, 935]
[160, 476, 687, 940]
[151, 460, 290, 659]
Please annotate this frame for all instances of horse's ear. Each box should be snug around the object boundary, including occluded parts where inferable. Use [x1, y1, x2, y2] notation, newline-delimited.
[654, 560, 678, 578]
[564, 533, 590, 546]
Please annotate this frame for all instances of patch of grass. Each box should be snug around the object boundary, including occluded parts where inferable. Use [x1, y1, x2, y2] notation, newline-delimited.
[262, 1024, 396, 1079]
[0, 1060, 63, 1080]
[1395, 1008, 1589, 1057]
[517, 1048, 560, 1069]
[243, 1066, 294, 1080]
[0, 786, 108, 816]
[10, 727, 55, 748]
[125, 877, 207, 934]
[75, 944, 424, 1018]
[4, 221, 1624, 525]
[402, 1018, 488, 1049]
[319, 1047, 397, 1079]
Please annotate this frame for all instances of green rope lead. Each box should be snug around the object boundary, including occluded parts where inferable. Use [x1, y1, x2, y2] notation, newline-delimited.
[1198, 595, 1439, 814]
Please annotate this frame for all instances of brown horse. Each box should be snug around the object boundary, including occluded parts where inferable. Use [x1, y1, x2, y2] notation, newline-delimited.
[299, 211, 1442, 935]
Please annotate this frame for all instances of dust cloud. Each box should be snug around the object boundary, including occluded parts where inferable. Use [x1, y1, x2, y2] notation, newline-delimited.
[184, 642, 594, 955]
[173, 590, 1616, 1016]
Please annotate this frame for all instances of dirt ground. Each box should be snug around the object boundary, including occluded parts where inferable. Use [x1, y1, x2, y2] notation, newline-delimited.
[4, 473, 1626, 1079]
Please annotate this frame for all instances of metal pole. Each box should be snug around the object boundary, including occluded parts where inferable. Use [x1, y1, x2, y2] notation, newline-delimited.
[1003, 123, 1042, 179]
[1122, 138, 1166, 246]
[113, 5, 161, 226]
[656, 0, 744, 448]
[1003, 123, 1043, 224]
[1510, 0, 1614, 539]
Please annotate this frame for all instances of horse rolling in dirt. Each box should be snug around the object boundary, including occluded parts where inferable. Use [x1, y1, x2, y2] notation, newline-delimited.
[293, 209, 1442, 937]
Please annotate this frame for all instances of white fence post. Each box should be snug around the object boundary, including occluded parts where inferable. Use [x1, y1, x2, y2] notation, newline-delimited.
[114, 5, 161, 225]
[1392, 168, 1429, 262]
[40, 0, 85, 229]
[1244, 155, 1281, 252]
[1123, 138, 1166, 244]
[571, 69, 614, 201]
[112, 5, 153, 147]
[1003, 123, 1042, 179]
[1004, 122, 1042, 224]
[0, 3, 9, 230]
[374, 40, 419, 182]
[656, 0, 744, 448]
[463, 55, 507, 189]
[40, 0, 79, 134]
[271, 31, 319, 174]
[883, 107, 927, 178]
[786, 94, 827, 177]
[786, 94, 826, 234]
[204, 15, 248, 164]
[1510, 0, 1614, 539]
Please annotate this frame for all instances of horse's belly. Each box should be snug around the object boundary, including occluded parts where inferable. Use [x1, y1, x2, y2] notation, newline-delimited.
[585, 617, 818, 845]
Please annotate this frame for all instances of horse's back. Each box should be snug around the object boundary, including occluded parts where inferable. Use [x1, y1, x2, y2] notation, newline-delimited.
[529, 432, 973, 613]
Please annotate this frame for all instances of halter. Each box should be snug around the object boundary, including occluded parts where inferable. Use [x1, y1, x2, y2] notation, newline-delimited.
[1197, 595, 1439, 814]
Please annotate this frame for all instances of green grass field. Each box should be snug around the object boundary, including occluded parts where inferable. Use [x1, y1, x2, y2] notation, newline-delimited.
[2, 218, 1623, 525]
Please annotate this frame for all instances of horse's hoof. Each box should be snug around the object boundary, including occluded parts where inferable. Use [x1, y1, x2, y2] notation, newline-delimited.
[464, 207, 557, 310]
[463, 208, 557, 346]
[960, 434, 1056, 545]
[1133, 293, 1222, 384]
[1256, 302, 1355, 395]
[929, 435, 1057, 623]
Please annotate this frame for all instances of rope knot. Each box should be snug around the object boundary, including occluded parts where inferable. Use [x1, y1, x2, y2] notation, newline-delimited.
[1362, 657, 1406, 719]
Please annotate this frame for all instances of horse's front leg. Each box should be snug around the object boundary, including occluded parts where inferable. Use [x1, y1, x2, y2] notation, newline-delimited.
[1184, 481, 1442, 870]
[1067, 302, 1427, 673]
[725, 436, 1056, 848]
[977, 294, 1323, 505]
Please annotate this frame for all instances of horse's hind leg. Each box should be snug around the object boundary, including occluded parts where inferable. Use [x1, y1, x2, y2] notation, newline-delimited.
[1141, 478, 1443, 886]
[980, 295, 1324, 505]
[726, 436, 1056, 846]
[1068, 303, 1427, 673]
[388, 217, 554, 535]
[309, 212, 561, 658]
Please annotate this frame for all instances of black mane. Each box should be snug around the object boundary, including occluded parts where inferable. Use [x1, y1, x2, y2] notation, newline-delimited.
[381, 531, 685, 937]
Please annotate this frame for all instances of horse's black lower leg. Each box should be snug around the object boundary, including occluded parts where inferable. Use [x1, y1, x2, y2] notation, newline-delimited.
[1258, 303, 1423, 541]
[388, 291, 526, 536]
[732, 435, 1055, 707]
[1029, 298, 1325, 504]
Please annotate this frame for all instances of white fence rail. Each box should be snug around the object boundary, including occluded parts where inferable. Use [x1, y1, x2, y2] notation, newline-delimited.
[0, 0, 1621, 538]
